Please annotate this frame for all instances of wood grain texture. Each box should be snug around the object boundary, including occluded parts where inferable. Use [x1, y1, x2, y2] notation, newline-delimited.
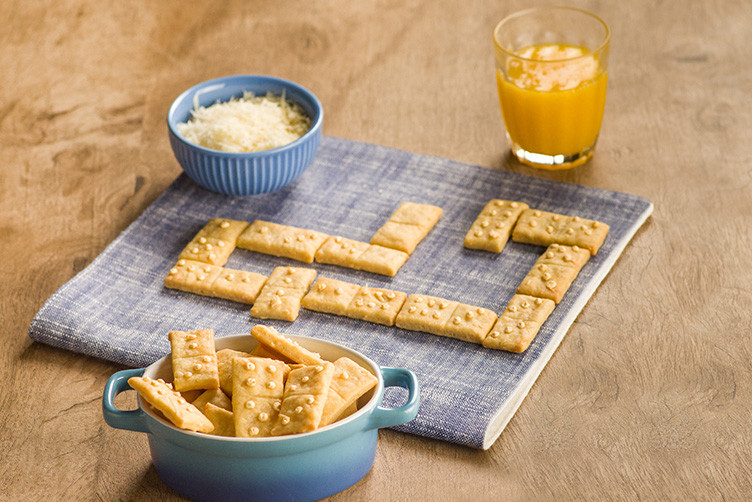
[3, 0, 752, 500]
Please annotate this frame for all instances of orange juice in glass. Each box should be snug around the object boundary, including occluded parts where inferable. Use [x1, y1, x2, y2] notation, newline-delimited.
[493, 7, 610, 169]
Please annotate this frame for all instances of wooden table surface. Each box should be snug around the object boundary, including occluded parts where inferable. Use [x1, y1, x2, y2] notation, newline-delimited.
[3, 0, 751, 500]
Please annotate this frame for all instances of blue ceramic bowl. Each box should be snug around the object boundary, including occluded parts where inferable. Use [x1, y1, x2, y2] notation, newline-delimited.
[103, 334, 419, 502]
[167, 75, 323, 196]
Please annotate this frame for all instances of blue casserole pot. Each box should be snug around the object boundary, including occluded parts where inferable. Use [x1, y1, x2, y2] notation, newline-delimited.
[103, 334, 419, 502]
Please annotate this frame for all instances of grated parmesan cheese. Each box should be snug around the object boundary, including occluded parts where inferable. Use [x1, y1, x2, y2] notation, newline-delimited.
[177, 91, 311, 153]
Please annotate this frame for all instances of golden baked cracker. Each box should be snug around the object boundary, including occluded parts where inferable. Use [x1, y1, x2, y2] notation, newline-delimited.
[483, 294, 555, 352]
[355, 245, 410, 276]
[128, 376, 214, 433]
[250, 325, 324, 365]
[216, 348, 251, 395]
[370, 202, 443, 254]
[517, 244, 590, 303]
[442, 304, 498, 344]
[165, 259, 223, 296]
[512, 209, 609, 255]
[232, 356, 289, 437]
[196, 218, 250, 243]
[192, 388, 232, 413]
[301, 277, 361, 316]
[319, 357, 378, 427]
[314, 236, 370, 268]
[203, 403, 235, 437]
[168, 329, 220, 392]
[464, 199, 529, 253]
[250, 266, 316, 321]
[272, 362, 335, 436]
[389, 201, 444, 228]
[395, 294, 459, 336]
[178, 236, 236, 267]
[263, 266, 318, 291]
[345, 286, 407, 326]
[249, 344, 295, 363]
[236, 220, 328, 264]
[208, 268, 268, 304]
[537, 242, 591, 268]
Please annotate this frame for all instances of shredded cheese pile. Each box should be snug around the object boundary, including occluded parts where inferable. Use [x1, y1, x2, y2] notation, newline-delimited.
[177, 91, 311, 153]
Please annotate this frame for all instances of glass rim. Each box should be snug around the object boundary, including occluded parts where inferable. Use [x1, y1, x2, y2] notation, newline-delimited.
[493, 6, 610, 63]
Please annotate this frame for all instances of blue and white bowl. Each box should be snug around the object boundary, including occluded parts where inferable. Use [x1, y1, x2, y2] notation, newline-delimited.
[167, 75, 323, 196]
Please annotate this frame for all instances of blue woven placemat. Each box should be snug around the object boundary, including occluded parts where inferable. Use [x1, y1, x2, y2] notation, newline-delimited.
[29, 136, 652, 449]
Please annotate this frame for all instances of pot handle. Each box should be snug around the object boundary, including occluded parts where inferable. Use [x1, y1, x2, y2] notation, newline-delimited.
[102, 368, 149, 433]
[366, 367, 420, 430]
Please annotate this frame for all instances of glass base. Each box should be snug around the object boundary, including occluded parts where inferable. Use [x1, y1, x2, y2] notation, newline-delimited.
[510, 141, 595, 170]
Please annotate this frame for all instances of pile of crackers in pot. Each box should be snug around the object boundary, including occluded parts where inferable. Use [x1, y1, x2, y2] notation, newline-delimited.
[164, 200, 608, 353]
[128, 325, 377, 436]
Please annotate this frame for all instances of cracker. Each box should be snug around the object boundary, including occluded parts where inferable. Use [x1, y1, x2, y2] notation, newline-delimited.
[216, 348, 251, 396]
[395, 294, 459, 336]
[370, 202, 442, 254]
[464, 199, 529, 253]
[250, 325, 325, 365]
[164, 259, 223, 296]
[168, 329, 220, 392]
[319, 357, 378, 427]
[250, 266, 316, 321]
[442, 304, 498, 344]
[237, 220, 329, 264]
[232, 356, 290, 437]
[355, 245, 410, 276]
[192, 388, 232, 413]
[207, 268, 268, 304]
[301, 277, 361, 316]
[345, 286, 407, 326]
[203, 403, 235, 437]
[512, 209, 609, 255]
[483, 294, 555, 352]
[196, 218, 251, 243]
[128, 376, 214, 433]
[517, 244, 590, 303]
[249, 344, 295, 363]
[272, 362, 335, 436]
[314, 236, 370, 268]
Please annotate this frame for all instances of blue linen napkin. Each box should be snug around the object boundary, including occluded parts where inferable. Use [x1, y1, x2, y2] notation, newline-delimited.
[29, 136, 652, 449]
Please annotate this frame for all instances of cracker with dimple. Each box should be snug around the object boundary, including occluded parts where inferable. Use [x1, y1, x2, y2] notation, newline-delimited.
[512, 209, 609, 255]
[192, 388, 232, 414]
[216, 348, 251, 395]
[483, 294, 555, 352]
[314, 236, 370, 268]
[169, 329, 220, 392]
[203, 403, 235, 437]
[301, 277, 361, 316]
[346, 286, 407, 326]
[272, 362, 335, 436]
[208, 268, 268, 304]
[232, 356, 290, 437]
[165, 259, 223, 296]
[355, 245, 410, 276]
[236, 220, 329, 264]
[319, 357, 378, 427]
[250, 266, 316, 321]
[442, 304, 498, 344]
[370, 202, 443, 254]
[250, 325, 325, 365]
[464, 199, 529, 253]
[517, 244, 590, 303]
[395, 294, 459, 336]
[197, 218, 251, 243]
[128, 376, 214, 433]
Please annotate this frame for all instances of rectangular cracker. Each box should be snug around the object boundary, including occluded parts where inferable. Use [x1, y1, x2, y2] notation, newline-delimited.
[301, 277, 361, 316]
[271, 362, 335, 436]
[216, 348, 251, 396]
[517, 244, 591, 303]
[208, 268, 268, 304]
[250, 266, 316, 321]
[442, 304, 498, 344]
[483, 294, 556, 352]
[236, 220, 329, 264]
[196, 217, 251, 243]
[314, 236, 370, 268]
[345, 286, 407, 326]
[319, 357, 378, 427]
[232, 356, 290, 437]
[250, 325, 325, 365]
[192, 388, 233, 413]
[168, 329, 220, 392]
[203, 402, 235, 437]
[464, 199, 529, 253]
[164, 259, 223, 296]
[178, 236, 236, 266]
[128, 376, 214, 433]
[355, 245, 410, 276]
[370, 202, 443, 254]
[395, 294, 459, 336]
[511, 209, 609, 255]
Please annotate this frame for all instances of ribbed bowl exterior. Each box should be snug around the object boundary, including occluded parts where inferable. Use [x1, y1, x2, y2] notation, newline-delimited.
[167, 75, 323, 196]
